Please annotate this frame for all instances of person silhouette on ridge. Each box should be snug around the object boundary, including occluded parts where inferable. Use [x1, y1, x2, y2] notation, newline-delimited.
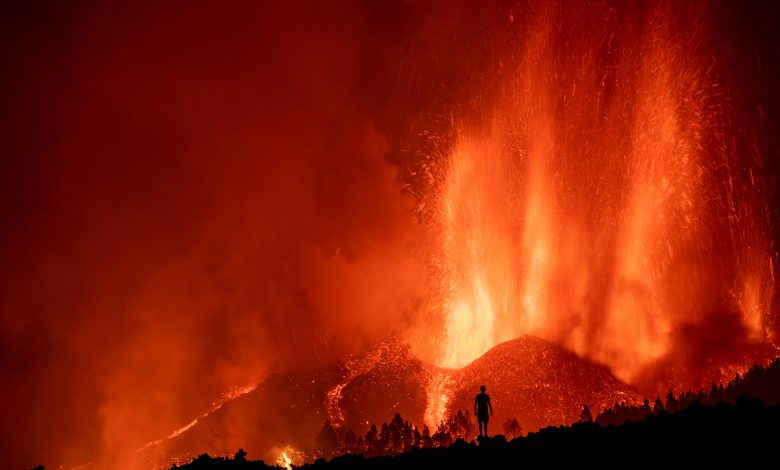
[474, 385, 493, 437]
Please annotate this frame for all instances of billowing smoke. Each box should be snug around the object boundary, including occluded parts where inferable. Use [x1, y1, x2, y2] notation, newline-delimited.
[0, 1, 433, 468]
[1, 1, 779, 469]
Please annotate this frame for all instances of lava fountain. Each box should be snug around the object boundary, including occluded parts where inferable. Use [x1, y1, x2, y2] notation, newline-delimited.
[423, 1, 777, 391]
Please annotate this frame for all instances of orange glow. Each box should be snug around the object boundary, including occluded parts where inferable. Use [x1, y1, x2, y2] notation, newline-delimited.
[424, 370, 456, 430]
[135, 382, 257, 454]
[438, 134, 525, 367]
[276, 447, 294, 470]
[428, 2, 777, 390]
[2, 2, 779, 469]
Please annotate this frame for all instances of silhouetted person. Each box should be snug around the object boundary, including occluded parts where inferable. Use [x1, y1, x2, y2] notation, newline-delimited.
[474, 385, 493, 437]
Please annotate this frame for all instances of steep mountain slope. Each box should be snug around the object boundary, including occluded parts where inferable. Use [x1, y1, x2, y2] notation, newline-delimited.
[446, 336, 642, 433]
[148, 336, 641, 467]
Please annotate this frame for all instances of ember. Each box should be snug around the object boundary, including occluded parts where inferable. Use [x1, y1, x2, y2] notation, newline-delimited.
[418, 1, 779, 396]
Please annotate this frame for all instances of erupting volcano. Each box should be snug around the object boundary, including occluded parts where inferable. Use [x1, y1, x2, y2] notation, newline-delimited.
[145, 337, 641, 466]
[413, 1, 779, 394]
[2, 1, 780, 469]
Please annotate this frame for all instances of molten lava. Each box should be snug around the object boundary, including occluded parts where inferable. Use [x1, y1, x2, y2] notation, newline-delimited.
[275, 446, 301, 470]
[424, 1, 778, 392]
[150, 338, 640, 467]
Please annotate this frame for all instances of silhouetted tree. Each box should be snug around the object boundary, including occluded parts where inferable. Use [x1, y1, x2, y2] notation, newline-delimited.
[176, 392, 780, 469]
[432, 420, 453, 447]
[401, 420, 414, 451]
[665, 389, 678, 412]
[457, 409, 473, 437]
[439, 410, 474, 440]
[709, 382, 719, 398]
[365, 424, 378, 452]
[387, 414, 403, 453]
[503, 417, 521, 438]
[316, 419, 339, 454]
[733, 372, 742, 386]
[342, 428, 357, 453]
[421, 425, 433, 448]
[653, 396, 664, 414]
[579, 404, 593, 423]
[412, 427, 422, 448]
[380, 422, 390, 453]
[300, 360, 780, 462]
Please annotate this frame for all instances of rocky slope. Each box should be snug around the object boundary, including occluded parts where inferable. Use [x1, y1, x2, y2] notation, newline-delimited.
[149, 336, 640, 467]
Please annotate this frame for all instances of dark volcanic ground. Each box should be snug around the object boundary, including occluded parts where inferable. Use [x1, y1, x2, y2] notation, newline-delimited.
[446, 336, 642, 433]
[147, 337, 641, 467]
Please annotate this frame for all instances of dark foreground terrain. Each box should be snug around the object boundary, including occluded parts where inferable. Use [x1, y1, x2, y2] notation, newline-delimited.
[157, 336, 641, 463]
[173, 396, 780, 469]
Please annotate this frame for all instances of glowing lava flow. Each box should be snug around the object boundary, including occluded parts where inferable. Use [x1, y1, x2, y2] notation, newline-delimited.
[326, 344, 385, 428]
[276, 446, 294, 470]
[424, 369, 456, 430]
[135, 382, 258, 454]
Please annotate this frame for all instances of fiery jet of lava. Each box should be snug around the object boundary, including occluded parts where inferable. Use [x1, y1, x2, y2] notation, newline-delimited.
[429, 1, 777, 390]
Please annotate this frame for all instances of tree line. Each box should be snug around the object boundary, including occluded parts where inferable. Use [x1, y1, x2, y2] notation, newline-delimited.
[589, 358, 780, 426]
[314, 408, 520, 459]
[312, 358, 780, 460]
[165, 358, 780, 469]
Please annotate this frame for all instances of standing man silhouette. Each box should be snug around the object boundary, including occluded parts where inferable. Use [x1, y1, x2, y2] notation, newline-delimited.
[474, 385, 493, 437]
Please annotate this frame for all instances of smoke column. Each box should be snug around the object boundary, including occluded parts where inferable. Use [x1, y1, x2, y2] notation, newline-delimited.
[0, 2, 428, 468]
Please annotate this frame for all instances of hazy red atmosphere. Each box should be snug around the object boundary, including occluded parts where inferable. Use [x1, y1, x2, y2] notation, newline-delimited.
[1, 1, 779, 469]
